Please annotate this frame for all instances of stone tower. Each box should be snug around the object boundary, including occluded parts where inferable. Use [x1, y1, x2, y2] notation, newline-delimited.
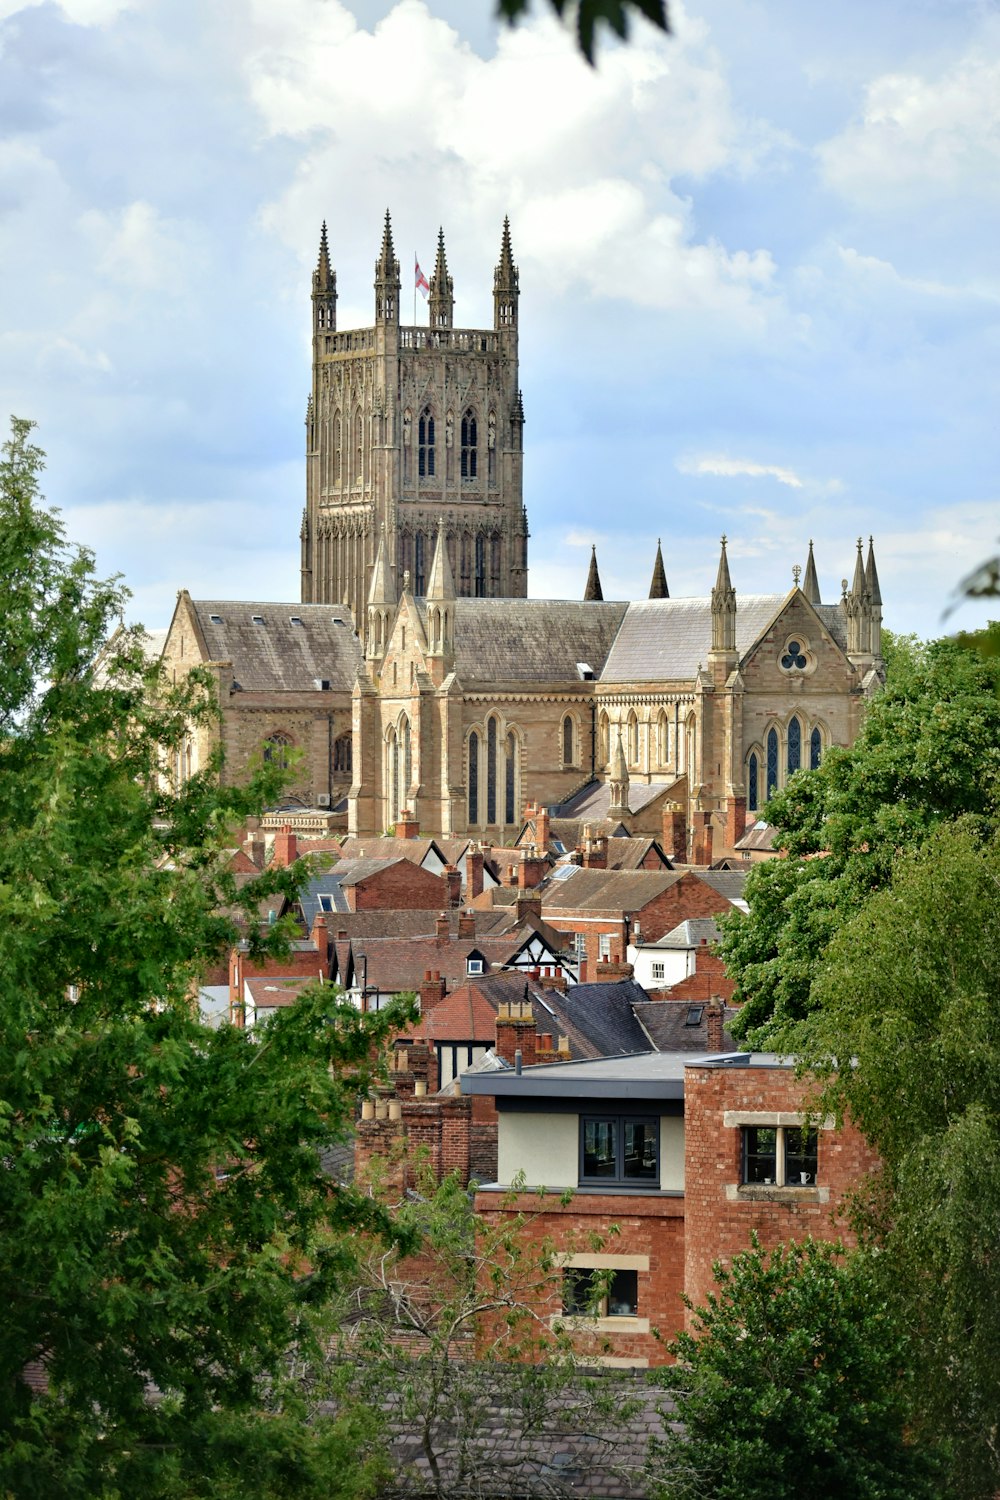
[301, 212, 529, 635]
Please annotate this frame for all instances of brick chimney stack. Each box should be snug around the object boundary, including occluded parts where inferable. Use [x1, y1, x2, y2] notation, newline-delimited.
[495, 1000, 538, 1068]
[272, 823, 298, 868]
[517, 848, 547, 889]
[690, 811, 714, 867]
[396, 808, 419, 839]
[457, 908, 476, 939]
[465, 845, 485, 898]
[706, 996, 726, 1052]
[662, 802, 687, 863]
[420, 969, 447, 1013]
[535, 804, 550, 852]
[443, 863, 462, 907]
[310, 911, 330, 969]
[435, 911, 450, 940]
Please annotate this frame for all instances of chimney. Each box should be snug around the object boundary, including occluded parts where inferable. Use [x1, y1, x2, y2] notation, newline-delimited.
[420, 969, 447, 1012]
[458, 907, 476, 939]
[229, 945, 245, 1027]
[243, 833, 266, 869]
[706, 996, 725, 1052]
[435, 911, 450, 940]
[725, 795, 748, 850]
[495, 1000, 538, 1068]
[515, 891, 542, 924]
[310, 911, 330, 968]
[396, 808, 419, 840]
[443, 863, 462, 908]
[535, 804, 550, 852]
[517, 848, 546, 889]
[582, 833, 607, 870]
[662, 802, 687, 863]
[465, 844, 485, 898]
[593, 950, 635, 984]
[691, 811, 714, 867]
[273, 823, 298, 868]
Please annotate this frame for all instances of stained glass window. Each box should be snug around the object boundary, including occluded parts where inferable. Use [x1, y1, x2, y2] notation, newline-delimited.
[487, 718, 497, 824]
[468, 732, 479, 824]
[418, 407, 435, 478]
[787, 716, 801, 774]
[766, 728, 779, 798]
[748, 752, 759, 812]
[810, 727, 822, 770]
[505, 732, 516, 825]
[563, 715, 574, 765]
[461, 409, 477, 479]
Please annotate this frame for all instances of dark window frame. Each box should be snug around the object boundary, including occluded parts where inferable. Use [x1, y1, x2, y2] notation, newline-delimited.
[562, 1266, 639, 1318]
[741, 1124, 818, 1186]
[580, 1113, 659, 1189]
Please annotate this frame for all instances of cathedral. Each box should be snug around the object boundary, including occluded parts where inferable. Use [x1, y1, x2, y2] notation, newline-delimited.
[162, 213, 886, 860]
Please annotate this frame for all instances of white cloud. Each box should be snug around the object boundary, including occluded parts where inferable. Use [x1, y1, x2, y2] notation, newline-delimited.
[678, 454, 804, 488]
[0, 0, 137, 23]
[819, 28, 1000, 209]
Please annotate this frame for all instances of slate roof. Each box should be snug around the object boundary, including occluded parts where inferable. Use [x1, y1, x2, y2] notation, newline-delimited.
[302, 907, 518, 941]
[450, 599, 628, 684]
[632, 999, 740, 1053]
[554, 780, 673, 819]
[189, 599, 363, 692]
[599, 594, 848, 683]
[338, 836, 445, 865]
[604, 836, 672, 870]
[734, 819, 778, 852]
[651, 917, 724, 950]
[536, 979, 652, 1058]
[693, 869, 748, 903]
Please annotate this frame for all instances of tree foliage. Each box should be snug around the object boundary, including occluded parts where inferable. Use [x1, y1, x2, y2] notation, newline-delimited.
[722, 626, 1000, 1044]
[497, 0, 668, 65]
[0, 418, 412, 1499]
[649, 1236, 941, 1500]
[802, 824, 1000, 1499]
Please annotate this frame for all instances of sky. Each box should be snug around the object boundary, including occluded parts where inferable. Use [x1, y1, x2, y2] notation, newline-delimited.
[0, 0, 998, 638]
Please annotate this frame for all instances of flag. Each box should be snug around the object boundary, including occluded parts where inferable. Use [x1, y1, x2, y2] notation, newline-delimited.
[415, 255, 429, 299]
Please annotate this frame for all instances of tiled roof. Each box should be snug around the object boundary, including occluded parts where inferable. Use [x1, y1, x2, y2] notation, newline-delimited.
[541, 868, 681, 915]
[190, 599, 363, 692]
[536, 979, 652, 1058]
[632, 998, 739, 1053]
[553, 780, 672, 819]
[246, 976, 314, 1008]
[599, 595, 849, 683]
[604, 837, 671, 870]
[305, 908, 518, 941]
[412, 985, 501, 1044]
[451, 599, 628, 684]
[351, 934, 530, 994]
[734, 820, 777, 851]
[652, 917, 724, 949]
[693, 869, 748, 903]
[338, 836, 445, 865]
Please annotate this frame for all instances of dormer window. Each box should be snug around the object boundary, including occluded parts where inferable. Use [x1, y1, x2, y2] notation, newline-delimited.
[467, 957, 485, 975]
[209, 613, 223, 624]
[252, 614, 265, 626]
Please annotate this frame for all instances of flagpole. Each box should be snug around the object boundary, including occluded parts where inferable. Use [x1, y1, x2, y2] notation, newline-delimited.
[414, 252, 417, 326]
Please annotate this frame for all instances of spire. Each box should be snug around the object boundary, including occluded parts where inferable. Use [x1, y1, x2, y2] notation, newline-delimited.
[367, 527, 396, 608]
[648, 539, 669, 599]
[493, 216, 519, 331]
[374, 209, 400, 323]
[802, 539, 821, 605]
[584, 545, 603, 602]
[845, 538, 870, 658]
[426, 517, 455, 602]
[312, 220, 336, 332]
[865, 536, 882, 606]
[710, 534, 737, 655]
[609, 729, 630, 814]
[851, 536, 866, 599]
[428, 226, 454, 329]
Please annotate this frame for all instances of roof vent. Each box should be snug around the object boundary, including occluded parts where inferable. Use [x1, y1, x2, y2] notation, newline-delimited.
[576, 662, 595, 680]
[313, 678, 331, 691]
[289, 615, 303, 625]
[209, 613, 223, 624]
[252, 614, 265, 625]
[332, 616, 345, 626]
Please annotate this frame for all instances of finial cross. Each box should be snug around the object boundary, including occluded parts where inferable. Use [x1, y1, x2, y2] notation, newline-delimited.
[793, 564, 802, 587]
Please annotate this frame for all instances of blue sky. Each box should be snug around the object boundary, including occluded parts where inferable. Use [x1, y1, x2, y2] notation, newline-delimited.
[0, 0, 997, 637]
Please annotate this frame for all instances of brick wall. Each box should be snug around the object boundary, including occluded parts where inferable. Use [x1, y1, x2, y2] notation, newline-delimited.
[474, 1189, 686, 1367]
[347, 861, 448, 910]
[682, 1060, 879, 1314]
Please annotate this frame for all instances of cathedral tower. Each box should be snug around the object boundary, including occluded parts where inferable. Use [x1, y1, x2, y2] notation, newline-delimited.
[302, 213, 529, 635]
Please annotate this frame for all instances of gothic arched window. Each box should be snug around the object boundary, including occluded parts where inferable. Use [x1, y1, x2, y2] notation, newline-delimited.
[474, 534, 486, 597]
[333, 733, 352, 776]
[810, 726, 822, 770]
[748, 751, 759, 812]
[658, 709, 670, 765]
[418, 406, 435, 478]
[766, 728, 779, 799]
[333, 410, 342, 485]
[414, 531, 426, 596]
[386, 725, 398, 825]
[562, 714, 575, 767]
[461, 409, 477, 479]
[486, 716, 498, 825]
[468, 731, 480, 825]
[354, 405, 364, 484]
[263, 731, 292, 770]
[505, 732, 517, 826]
[787, 716, 802, 774]
[598, 712, 610, 767]
[627, 711, 639, 767]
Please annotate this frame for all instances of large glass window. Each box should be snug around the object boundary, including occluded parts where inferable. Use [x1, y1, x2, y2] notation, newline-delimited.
[468, 731, 479, 825]
[460, 408, 477, 479]
[581, 1115, 658, 1187]
[418, 406, 435, 478]
[741, 1125, 817, 1186]
[787, 716, 802, 774]
[766, 728, 779, 798]
[748, 751, 759, 812]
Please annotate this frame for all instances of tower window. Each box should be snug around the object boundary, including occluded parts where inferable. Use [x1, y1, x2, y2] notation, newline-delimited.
[418, 407, 435, 478]
[461, 409, 477, 479]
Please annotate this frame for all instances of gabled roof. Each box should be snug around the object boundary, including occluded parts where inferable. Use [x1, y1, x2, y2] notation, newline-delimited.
[536, 979, 652, 1058]
[599, 595, 848, 683]
[632, 999, 739, 1053]
[187, 599, 363, 692]
[553, 780, 673, 819]
[450, 599, 628, 684]
[541, 867, 682, 915]
[734, 820, 777, 852]
[649, 917, 724, 950]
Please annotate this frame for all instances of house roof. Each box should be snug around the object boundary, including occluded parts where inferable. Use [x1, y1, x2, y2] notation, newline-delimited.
[450, 599, 628, 684]
[189, 599, 363, 692]
[534, 979, 652, 1059]
[734, 820, 778, 852]
[598, 595, 848, 683]
[553, 780, 673, 820]
[338, 836, 450, 866]
[650, 917, 724, 950]
[632, 999, 739, 1052]
[540, 868, 682, 915]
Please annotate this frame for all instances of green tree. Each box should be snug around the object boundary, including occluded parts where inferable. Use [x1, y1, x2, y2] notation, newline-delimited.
[722, 626, 1000, 1044]
[649, 1236, 941, 1500]
[0, 418, 412, 1499]
[497, 0, 668, 65]
[802, 823, 1000, 1500]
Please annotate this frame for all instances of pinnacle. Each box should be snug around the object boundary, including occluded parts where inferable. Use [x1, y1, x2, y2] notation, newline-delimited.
[495, 216, 518, 286]
[865, 536, 882, 606]
[377, 208, 396, 271]
[802, 539, 821, 605]
[713, 534, 733, 596]
[851, 536, 866, 597]
[434, 227, 448, 279]
[584, 545, 603, 602]
[648, 539, 669, 599]
[426, 516, 456, 602]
